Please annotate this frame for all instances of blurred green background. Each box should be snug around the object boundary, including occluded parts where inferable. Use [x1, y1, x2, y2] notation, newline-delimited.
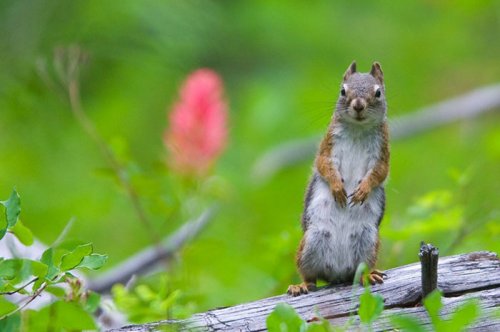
[0, 0, 499, 318]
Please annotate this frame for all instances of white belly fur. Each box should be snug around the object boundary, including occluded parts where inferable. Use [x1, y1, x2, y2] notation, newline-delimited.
[301, 129, 384, 282]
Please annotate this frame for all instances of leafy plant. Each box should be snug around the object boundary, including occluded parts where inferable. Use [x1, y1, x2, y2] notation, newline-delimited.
[0, 189, 107, 331]
[111, 274, 195, 324]
[266, 303, 333, 332]
[390, 290, 480, 332]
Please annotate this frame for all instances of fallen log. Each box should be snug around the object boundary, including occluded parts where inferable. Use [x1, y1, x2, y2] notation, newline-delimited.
[111, 251, 500, 331]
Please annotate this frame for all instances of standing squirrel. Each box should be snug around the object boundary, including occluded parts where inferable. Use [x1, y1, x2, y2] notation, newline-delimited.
[288, 61, 390, 296]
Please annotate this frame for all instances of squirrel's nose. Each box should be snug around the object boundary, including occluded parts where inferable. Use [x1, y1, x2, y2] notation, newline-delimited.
[352, 99, 366, 112]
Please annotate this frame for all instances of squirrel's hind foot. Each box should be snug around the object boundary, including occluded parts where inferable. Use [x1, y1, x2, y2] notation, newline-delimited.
[287, 282, 316, 297]
[361, 270, 386, 286]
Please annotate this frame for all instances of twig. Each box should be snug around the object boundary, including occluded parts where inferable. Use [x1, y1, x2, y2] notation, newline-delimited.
[419, 242, 439, 299]
[87, 206, 217, 293]
[57, 46, 159, 245]
[0, 278, 39, 295]
[0, 282, 47, 320]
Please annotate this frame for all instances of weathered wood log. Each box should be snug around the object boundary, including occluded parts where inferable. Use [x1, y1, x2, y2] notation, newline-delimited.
[111, 251, 499, 331]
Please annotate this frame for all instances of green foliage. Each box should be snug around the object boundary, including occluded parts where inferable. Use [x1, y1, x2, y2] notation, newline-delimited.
[112, 274, 187, 323]
[0, 0, 498, 323]
[0, 190, 22, 241]
[60, 243, 93, 271]
[353, 262, 384, 327]
[22, 301, 96, 331]
[0, 190, 107, 330]
[358, 287, 384, 325]
[390, 290, 480, 331]
[267, 303, 306, 332]
[266, 303, 333, 332]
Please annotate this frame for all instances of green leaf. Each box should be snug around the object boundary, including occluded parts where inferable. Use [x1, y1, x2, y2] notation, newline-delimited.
[84, 291, 101, 313]
[0, 297, 17, 317]
[353, 262, 368, 287]
[136, 284, 156, 302]
[3, 190, 21, 228]
[266, 303, 306, 332]
[306, 320, 333, 332]
[358, 287, 384, 324]
[0, 259, 22, 280]
[60, 243, 93, 271]
[0, 190, 21, 240]
[160, 289, 181, 311]
[423, 289, 443, 329]
[44, 285, 66, 298]
[0, 312, 21, 331]
[389, 315, 426, 332]
[77, 254, 108, 270]
[29, 260, 48, 280]
[445, 299, 480, 330]
[22, 309, 50, 332]
[51, 301, 96, 330]
[10, 220, 33, 246]
[24, 301, 96, 330]
[40, 248, 59, 280]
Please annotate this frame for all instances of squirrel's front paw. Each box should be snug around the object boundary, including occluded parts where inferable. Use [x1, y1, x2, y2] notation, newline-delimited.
[349, 182, 371, 207]
[331, 184, 348, 208]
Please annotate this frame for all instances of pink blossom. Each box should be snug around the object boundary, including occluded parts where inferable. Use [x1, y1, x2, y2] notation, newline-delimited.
[164, 69, 228, 176]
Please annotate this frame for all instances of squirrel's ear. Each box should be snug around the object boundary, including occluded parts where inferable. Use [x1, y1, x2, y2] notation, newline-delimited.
[370, 62, 384, 84]
[343, 61, 357, 81]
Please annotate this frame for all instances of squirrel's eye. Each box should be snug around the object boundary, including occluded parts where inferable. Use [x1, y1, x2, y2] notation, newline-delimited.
[375, 89, 381, 98]
[340, 88, 346, 96]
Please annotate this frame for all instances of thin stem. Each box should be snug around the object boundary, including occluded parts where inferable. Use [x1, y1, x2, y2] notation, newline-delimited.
[0, 278, 39, 295]
[65, 57, 160, 245]
[0, 282, 48, 320]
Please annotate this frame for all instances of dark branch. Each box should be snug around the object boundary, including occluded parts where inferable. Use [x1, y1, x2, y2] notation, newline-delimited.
[419, 242, 439, 299]
[0, 277, 39, 295]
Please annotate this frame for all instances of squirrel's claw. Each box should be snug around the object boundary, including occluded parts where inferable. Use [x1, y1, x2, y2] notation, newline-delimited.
[287, 282, 316, 297]
[360, 270, 387, 286]
[332, 187, 348, 208]
[350, 182, 371, 206]
[361, 270, 386, 286]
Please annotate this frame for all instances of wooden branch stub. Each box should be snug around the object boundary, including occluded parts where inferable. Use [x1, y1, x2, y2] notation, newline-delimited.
[419, 242, 439, 299]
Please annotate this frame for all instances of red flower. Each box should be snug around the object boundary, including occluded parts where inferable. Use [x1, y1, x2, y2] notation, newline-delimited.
[164, 69, 228, 176]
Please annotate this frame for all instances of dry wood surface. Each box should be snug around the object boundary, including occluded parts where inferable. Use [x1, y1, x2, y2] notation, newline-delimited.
[111, 251, 500, 331]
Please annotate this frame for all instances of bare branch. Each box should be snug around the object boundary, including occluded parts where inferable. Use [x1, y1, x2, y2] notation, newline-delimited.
[87, 206, 217, 293]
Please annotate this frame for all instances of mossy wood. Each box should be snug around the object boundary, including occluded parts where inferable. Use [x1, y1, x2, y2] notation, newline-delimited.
[112, 251, 499, 331]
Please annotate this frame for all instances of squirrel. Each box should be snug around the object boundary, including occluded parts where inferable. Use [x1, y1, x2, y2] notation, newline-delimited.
[287, 61, 390, 296]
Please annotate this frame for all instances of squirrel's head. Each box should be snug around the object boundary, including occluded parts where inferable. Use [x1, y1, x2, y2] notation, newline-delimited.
[335, 61, 386, 126]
